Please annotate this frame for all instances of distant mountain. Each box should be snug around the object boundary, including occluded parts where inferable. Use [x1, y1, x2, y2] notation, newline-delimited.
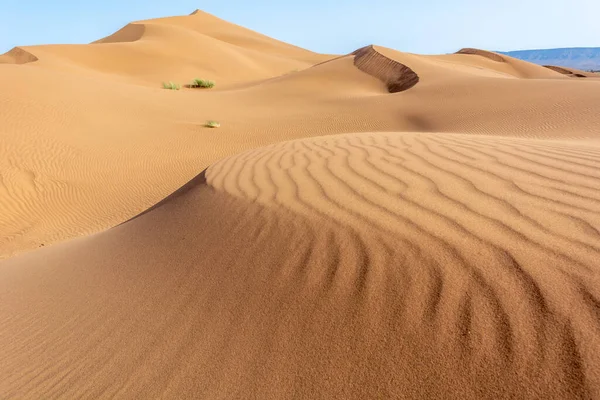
[498, 48, 600, 71]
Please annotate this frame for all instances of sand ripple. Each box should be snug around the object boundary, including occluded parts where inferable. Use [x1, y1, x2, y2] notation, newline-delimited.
[206, 131, 600, 398]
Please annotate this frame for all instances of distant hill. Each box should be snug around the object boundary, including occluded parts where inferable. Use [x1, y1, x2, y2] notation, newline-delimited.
[498, 48, 600, 71]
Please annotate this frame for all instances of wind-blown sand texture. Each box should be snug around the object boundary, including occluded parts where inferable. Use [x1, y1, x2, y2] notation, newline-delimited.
[1, 9, 600, 400]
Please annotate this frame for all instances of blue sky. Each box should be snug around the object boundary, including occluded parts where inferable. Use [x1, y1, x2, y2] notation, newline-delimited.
[1, 0, 599, 55]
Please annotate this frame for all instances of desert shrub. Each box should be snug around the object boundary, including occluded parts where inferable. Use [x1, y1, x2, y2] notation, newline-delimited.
[205, 120, 220, 128]
[191, 78, 215, 88]
[162, 81, 181, 90]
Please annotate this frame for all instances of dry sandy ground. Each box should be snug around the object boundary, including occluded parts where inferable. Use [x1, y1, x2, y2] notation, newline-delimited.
[1, 9, 600, 400]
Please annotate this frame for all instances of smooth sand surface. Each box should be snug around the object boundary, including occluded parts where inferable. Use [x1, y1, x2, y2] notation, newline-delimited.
[1, 9, 600, 400]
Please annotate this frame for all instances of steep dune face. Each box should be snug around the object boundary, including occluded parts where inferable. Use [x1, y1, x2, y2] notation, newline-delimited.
[236, 55, 388, 96]
[0, 47, 38, 64]
[352, 45, 420, 92]
[543, 65, 598, 78]
[2, 132, 600, 399]
[92, 23, 146, 44]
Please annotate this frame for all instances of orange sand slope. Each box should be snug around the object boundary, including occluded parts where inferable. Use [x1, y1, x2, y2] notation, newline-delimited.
[2, 30, 600, 258]
[2, 132, 600, 399]
[2, 8, 600, 399]
[0, 10, 329, 85]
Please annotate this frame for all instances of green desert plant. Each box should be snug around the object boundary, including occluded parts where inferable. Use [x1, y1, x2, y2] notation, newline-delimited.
[191, 78, 216, 88]
[205, 120, 220, 128]
[162, 81, 181, 90]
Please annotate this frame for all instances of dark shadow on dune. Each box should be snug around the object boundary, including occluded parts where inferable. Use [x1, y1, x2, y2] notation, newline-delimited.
[92, 23, 146, 44]
[404, 114, 437, 131]
[118, 169, 207, 226]
[182, 84, 216, 89]
[351, 45, 419, 93]
[0, 47, 39, 65]
[543, 65, 588, 78]
[456, 48, 505, 63]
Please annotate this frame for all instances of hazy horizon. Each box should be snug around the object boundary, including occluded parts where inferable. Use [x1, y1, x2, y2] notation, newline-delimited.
[1, 1, 599, 55]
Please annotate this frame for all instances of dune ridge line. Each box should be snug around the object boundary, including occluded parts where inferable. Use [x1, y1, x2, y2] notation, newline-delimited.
[351, 45, 420, 92]
[0, 47, 39, 64]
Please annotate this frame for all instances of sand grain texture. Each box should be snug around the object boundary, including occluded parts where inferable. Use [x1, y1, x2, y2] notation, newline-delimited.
[1, 9, 600, 400]
[2, 133, 600, 399]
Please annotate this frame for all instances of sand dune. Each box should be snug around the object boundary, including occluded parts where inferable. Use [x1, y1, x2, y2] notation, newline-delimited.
[3, 32, 600, 257]
[544, 65, 586, 76]
[1, 8, 600, 399]
[455, 47, 564, 79]
[543, 65, 600, 79]
[0, 47, 38, 64]
[2, 34, 600, 257]
[456, 47, 506, 62]
[0, 10, 329, 85]
[352, 45, 420, 92]
[92, 23, 146, 44]
[2, 132, 600, 399]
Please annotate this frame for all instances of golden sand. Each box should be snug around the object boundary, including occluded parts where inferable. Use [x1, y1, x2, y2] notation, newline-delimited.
[1, 9, 600, 399]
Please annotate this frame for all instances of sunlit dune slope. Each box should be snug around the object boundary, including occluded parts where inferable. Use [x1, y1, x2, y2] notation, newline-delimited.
[1, 12, 600, 261]
[2, 7, 600, 399]
[0, 10, 330, 85]
[454, 47, 565, 78]
[1, 131, 600, 399]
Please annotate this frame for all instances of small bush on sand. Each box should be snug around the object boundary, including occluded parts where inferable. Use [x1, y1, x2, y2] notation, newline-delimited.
[162, 81, 181, 90]
[205, 120, 220, 128]
[191, 78, 216, 88]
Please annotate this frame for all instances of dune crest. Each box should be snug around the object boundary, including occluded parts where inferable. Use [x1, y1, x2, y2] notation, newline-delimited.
[0, 10, 330, 86]
[205, 131, 600, 397]
[2, 8, 600, 398]
[0, 47, 38, 64]
[543, 65, 590, 78]
[456, 47, 505, 62]
[92, 23, 146, 44]
[455, 48, 565, 79]
[2, 131, 599, 398]
[351, 45, 419, 92]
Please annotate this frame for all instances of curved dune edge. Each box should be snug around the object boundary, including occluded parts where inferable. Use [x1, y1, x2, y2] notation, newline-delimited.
[351, 45, 419, 93]
[0, 9, 328, 85]
[205, 131, 600, 397]
[92, 23, 146, 44]
[1, 131, 599, 398]
[0, 47, 39, 64]
[456, 48, 505, 62]
[543, 65, 588, 78]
